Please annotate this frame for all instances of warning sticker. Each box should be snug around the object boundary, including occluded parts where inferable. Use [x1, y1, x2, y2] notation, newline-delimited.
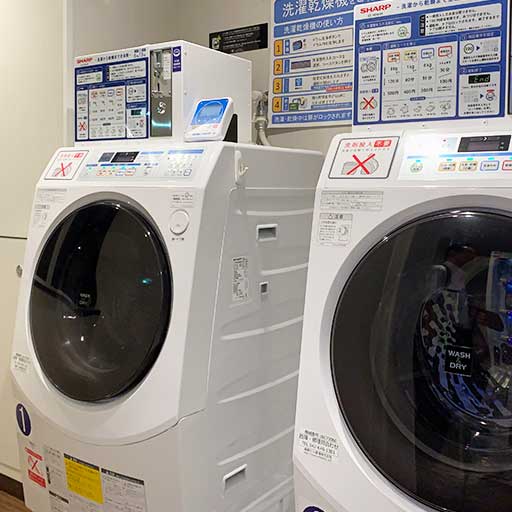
[43, 448, 147, 512]
[46, 151, 88, 181]
[232, 256, 250, 302]
[36, 189, 68, 204]
[321, 190, 384, 212]
[298, 429, 339, 462]
[329, 137, 399, 179]
[45, 446, 68, 497]
[26, 447, 46, 488]
[64, 455, 103, 505]
[101, 469, 147, 512]
[32, 189, 67, 229]
[318, 213, 352, 246]
[49, 491, 69, 512]
[12, 352, 31, 374]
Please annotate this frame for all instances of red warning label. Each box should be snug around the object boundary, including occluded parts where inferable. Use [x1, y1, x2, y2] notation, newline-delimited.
[26, 447, 46, 488]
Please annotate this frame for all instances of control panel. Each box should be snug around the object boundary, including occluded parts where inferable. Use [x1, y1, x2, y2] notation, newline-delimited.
[399, 133, 512, 179]
[72, 148, 204, 181]
[185, 98, 233, 142]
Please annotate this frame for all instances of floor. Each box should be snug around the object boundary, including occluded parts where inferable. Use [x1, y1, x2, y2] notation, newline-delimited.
[0, 491, 28, 511]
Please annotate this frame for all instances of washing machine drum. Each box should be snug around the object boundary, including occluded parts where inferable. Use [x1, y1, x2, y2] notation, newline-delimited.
[30, 200, 172, 403]
[332, 210, 512, 512]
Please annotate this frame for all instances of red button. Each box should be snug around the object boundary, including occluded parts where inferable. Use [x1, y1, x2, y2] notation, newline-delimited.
[502, 160, 512, 170]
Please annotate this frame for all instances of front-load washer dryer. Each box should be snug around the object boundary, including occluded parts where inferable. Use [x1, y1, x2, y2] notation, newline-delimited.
[11, 140, 322, 512]
[294, 130, 512, 512]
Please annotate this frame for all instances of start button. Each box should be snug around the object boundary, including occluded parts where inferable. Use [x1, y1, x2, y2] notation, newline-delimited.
[170, 210, 190, 235]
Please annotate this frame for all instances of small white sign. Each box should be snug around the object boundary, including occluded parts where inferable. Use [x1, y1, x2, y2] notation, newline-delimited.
[11, 352, 31, 374]
[232, 256, 250, 302]
[318, 213, 352, 246]
[46, 151, 88, 181]
[298, 429, 339, 462]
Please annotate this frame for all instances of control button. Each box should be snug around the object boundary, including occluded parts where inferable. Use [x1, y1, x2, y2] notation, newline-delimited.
[503, 160, 512, 171]
[438, 161, 457, 172]
[170, 210, 190, 235]
[459, 161, 478, 172]
[480, 160, 499, 171]
[410, 162, 423, 173]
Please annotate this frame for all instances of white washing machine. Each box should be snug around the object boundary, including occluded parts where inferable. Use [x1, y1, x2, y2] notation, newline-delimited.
[294, 130, 512, 512]
[11, 41, 323, 512]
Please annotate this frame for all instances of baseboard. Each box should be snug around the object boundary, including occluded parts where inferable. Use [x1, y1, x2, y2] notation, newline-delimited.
[0, 472, 24, 501]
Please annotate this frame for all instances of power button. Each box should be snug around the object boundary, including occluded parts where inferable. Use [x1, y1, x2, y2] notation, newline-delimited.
[170, 210, 190, 235]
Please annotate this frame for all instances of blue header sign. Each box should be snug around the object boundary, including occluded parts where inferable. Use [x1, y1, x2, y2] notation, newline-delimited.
[353, 0, 508, 126]
[269, 0, 376, 127]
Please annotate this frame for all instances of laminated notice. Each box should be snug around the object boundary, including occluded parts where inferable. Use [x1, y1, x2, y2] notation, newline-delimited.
[354, 0, 508, 125]
[298, 429, 339, 462]
[321, 190, 383, 212]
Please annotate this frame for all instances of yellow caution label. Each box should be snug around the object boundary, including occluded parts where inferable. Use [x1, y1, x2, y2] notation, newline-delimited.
[64, 455, 103, 504]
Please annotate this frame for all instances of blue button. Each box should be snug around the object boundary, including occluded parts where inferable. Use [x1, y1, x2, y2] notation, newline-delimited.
[480, 160, 499, 171]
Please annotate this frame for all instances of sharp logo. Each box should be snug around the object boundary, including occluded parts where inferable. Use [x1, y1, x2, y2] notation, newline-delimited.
[76, 57, 93, 65]
[360, 3, 392, 14]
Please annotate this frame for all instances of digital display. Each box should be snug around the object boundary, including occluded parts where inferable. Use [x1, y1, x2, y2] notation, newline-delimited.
[469, 74, 491, 84]
[458, 135, 511, 153]
[112, 152, 139, 163]
[99, 152, 115, 163]
[199, 104, 223, 119]
[194, 101, 226, 125]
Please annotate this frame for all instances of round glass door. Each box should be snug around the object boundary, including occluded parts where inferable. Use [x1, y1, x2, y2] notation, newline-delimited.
[332, 210, 512, 512]
[30, 201, 172, 402]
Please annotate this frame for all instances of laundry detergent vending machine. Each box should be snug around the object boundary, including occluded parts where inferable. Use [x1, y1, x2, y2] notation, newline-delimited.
[11, 41, 323, 512]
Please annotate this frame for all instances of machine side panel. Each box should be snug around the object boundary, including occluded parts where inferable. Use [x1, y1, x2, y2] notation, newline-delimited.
[192, 166, 317, 510]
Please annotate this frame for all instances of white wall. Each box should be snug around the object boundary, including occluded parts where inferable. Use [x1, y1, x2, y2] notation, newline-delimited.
[0, 0, 65, 481]
[175, 0, 350, 154]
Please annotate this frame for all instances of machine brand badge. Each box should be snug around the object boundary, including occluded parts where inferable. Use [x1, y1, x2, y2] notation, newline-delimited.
[172, 47, 182, 72]
[304, 508, 325, 512]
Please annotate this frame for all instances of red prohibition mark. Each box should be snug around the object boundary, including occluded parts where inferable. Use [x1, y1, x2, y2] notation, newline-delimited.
[30, 458, 39, 472]
[362, 96, 376, 110]
[347, 153, 376, 175]
[56, 162, 72, 177]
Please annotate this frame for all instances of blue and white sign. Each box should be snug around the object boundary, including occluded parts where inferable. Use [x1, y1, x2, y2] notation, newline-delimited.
[353, 0, 508, 126]
[16, 403, 31, 437]
[269, 0, 377, 127]
[75, 47, 149, 142]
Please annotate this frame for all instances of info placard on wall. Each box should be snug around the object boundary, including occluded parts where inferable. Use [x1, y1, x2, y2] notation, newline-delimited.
[353, 0, 508, 126]
[269, 0, 375, 128]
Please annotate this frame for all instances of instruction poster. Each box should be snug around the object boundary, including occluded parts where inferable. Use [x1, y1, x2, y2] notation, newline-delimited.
[269, 0, 376, 127]
[353, 0, 508, 126]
